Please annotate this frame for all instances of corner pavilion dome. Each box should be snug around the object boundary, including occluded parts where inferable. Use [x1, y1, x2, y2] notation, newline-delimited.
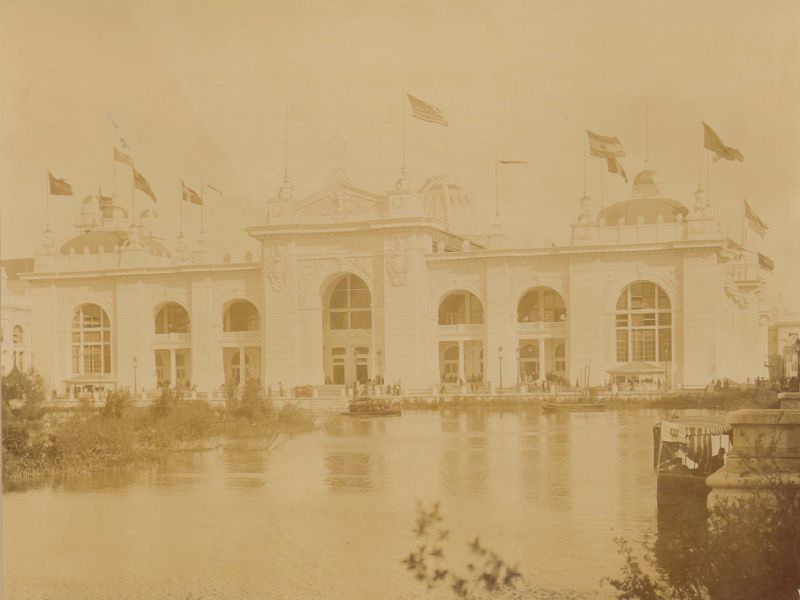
[419, 175, 486, 238]
[60, 230, 171, 257]
[600, 168, 688, 225]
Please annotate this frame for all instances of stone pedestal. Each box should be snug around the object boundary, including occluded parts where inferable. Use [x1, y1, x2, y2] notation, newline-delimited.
[779, 391, 800, 410]
[706, 408, 800, 508]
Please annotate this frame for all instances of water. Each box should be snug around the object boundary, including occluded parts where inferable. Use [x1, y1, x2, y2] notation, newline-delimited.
[3, 408, 696, 599]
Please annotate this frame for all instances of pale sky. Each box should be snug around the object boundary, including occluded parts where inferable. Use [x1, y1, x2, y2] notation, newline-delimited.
[1, 0, 798, 305]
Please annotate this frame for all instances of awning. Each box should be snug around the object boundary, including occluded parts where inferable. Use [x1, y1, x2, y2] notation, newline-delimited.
[656, 417, 733, 466]
[607, 362, 666, 376]
[64, 374, 116, 384]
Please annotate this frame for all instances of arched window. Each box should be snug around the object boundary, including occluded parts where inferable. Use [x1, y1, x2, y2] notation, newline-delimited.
[615, 282, 671, 362]
[12, 325, 23, 345]
[155, 303, 190, 334]
[327, 275, 371, 330]
[71, 304, 112, 375]
[517, 287, 566, 322]
[224, 300, 260, 332]
[438, 291, 484, 325]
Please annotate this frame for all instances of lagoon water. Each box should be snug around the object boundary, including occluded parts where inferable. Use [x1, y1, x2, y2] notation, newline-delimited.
[3, 408, 698, 599]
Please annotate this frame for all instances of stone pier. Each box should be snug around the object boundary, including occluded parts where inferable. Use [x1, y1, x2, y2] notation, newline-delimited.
[706, 394, 800, 507]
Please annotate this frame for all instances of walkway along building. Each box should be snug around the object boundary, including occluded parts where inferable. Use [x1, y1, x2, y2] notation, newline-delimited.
[0, 162, 775, 397]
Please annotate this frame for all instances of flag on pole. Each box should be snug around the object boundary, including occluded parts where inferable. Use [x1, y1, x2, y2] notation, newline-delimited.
[133, 168, 157, 203]
[407, 94, 448, 126]
[98, 187, 114, 209]
[205, 183, 223, 196]
[606, 157, 628, 182]
[702, 122, 743, 162]
[181, 180, 202, 205]
[587, 130, 625, 158]
[744, 199, 767, 234]
[114, 147, 134, 166]
[48, 172, 73, 195]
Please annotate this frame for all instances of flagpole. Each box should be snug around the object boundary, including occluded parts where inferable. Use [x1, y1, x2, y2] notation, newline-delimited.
[583, 129, 587, 196]
[179, 182, 184, 236]
[130, 165, 135, 227]
[494, 157, 499, 218]
[200, 175, 205, 235]
[45, 172, 50, 231]
[112, 149, 117, 201]
[402, 92, 406, 172]
[600, 160, 605, 214]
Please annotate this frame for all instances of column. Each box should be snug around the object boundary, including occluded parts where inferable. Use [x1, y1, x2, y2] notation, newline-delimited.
[538, 338, 546, 382]
[238, 345, 245, 386]
[169, 349, 176, 388]
[458, 340, 465, 383]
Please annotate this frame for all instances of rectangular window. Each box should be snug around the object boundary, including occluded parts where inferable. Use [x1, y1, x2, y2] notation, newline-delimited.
[350, 290, 370, 308]
[659, 328, 672, 361]
[330, 290, 348, 309]
[351, 311, 372, 329]
[103, 344, 112, 374]
[632, 329, 656, 361]
[616, 330, 628, 362]
[658, 312, 671, 326]
[616, 314, 628, 327]
[72, 346, 81, 373]
[330, 312, 348, 329]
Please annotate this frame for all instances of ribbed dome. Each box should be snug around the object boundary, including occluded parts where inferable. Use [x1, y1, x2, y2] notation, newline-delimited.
[419, 175, 486, 238]
[600, 167, 688, 225]
[101, 204, 129, 220]
[60, 231, 171, 257]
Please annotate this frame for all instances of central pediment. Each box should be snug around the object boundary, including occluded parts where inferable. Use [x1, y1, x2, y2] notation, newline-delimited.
[291, 170, 388, 224]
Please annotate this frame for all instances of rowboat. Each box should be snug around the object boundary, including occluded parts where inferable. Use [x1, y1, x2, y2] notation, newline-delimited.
[541, 397, 607, 411]
[342, 397, 402, 417]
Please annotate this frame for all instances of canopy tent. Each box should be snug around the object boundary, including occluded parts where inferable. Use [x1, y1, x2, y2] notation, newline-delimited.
[654, 416, 733, 470]
[607, 361, 665, 376]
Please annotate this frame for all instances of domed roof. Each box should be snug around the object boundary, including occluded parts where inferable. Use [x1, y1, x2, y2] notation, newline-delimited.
[82, 195, 99, 209]
[140, 208, 158, 219]
[60, 230, 171, 257]
[419, 175, 486, 237]
[600, 167, 688, 225]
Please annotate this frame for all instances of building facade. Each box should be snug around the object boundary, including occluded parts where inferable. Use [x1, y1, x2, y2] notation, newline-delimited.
[1, 163, 775, 397]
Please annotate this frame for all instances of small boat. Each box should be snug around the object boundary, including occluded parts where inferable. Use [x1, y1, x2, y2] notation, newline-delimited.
[653, 415, 732, 505]
[342, 397, 401, 417]
[542, 394, 607, 411]
[542, 398, 608, 411]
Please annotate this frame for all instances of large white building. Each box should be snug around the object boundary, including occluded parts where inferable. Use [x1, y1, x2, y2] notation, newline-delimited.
[0, 160, 776, 398]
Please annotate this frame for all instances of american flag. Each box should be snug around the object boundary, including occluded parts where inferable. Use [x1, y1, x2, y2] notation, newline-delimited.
[407, 94, 448, 126]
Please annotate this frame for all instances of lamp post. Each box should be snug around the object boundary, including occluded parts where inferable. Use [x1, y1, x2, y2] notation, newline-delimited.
[132, 356, 138, 396]
[498, 346, 504, 392]
[795, 338, 800, 391]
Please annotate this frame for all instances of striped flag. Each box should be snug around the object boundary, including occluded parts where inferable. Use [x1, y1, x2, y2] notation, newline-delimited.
[407, 94, 448, 126]
[181, 180, 202, 205]
[48, 172, 73, 195]
[133, 168, 157, 203]
[114, 147, 134, 166]
[702, 121, 743, 162]
[606, 157, 628, 182]
[98, 187, 114, 209]
[587, 130, 625, 158]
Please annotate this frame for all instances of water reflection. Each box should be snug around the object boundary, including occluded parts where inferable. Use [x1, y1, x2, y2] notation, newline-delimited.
[3, 407, 723, 599]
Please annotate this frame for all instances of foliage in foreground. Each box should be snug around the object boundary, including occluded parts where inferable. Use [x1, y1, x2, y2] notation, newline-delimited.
[2, 370, 315, 480]
[407, 479, 800, 600]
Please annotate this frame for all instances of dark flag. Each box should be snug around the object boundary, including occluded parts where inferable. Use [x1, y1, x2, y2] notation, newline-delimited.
[48, 172, 73, 195]
[133, 169, 157, 203]
[114, 147, 134, 166]
[606, 157, 628, 182]
[407, 94, 448, 126]
[702, 122, 743, 162]
[181, 180, 202, 205]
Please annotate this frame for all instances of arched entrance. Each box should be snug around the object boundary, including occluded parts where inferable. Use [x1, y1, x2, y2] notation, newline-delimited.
[323, 274, 372, 385]
[437, 291, 484, 386]
[221, 299, 262, 386]
[516, 286, 567, 384]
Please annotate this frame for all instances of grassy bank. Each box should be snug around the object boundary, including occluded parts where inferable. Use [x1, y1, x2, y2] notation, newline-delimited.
[2, 371, 315, 481]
